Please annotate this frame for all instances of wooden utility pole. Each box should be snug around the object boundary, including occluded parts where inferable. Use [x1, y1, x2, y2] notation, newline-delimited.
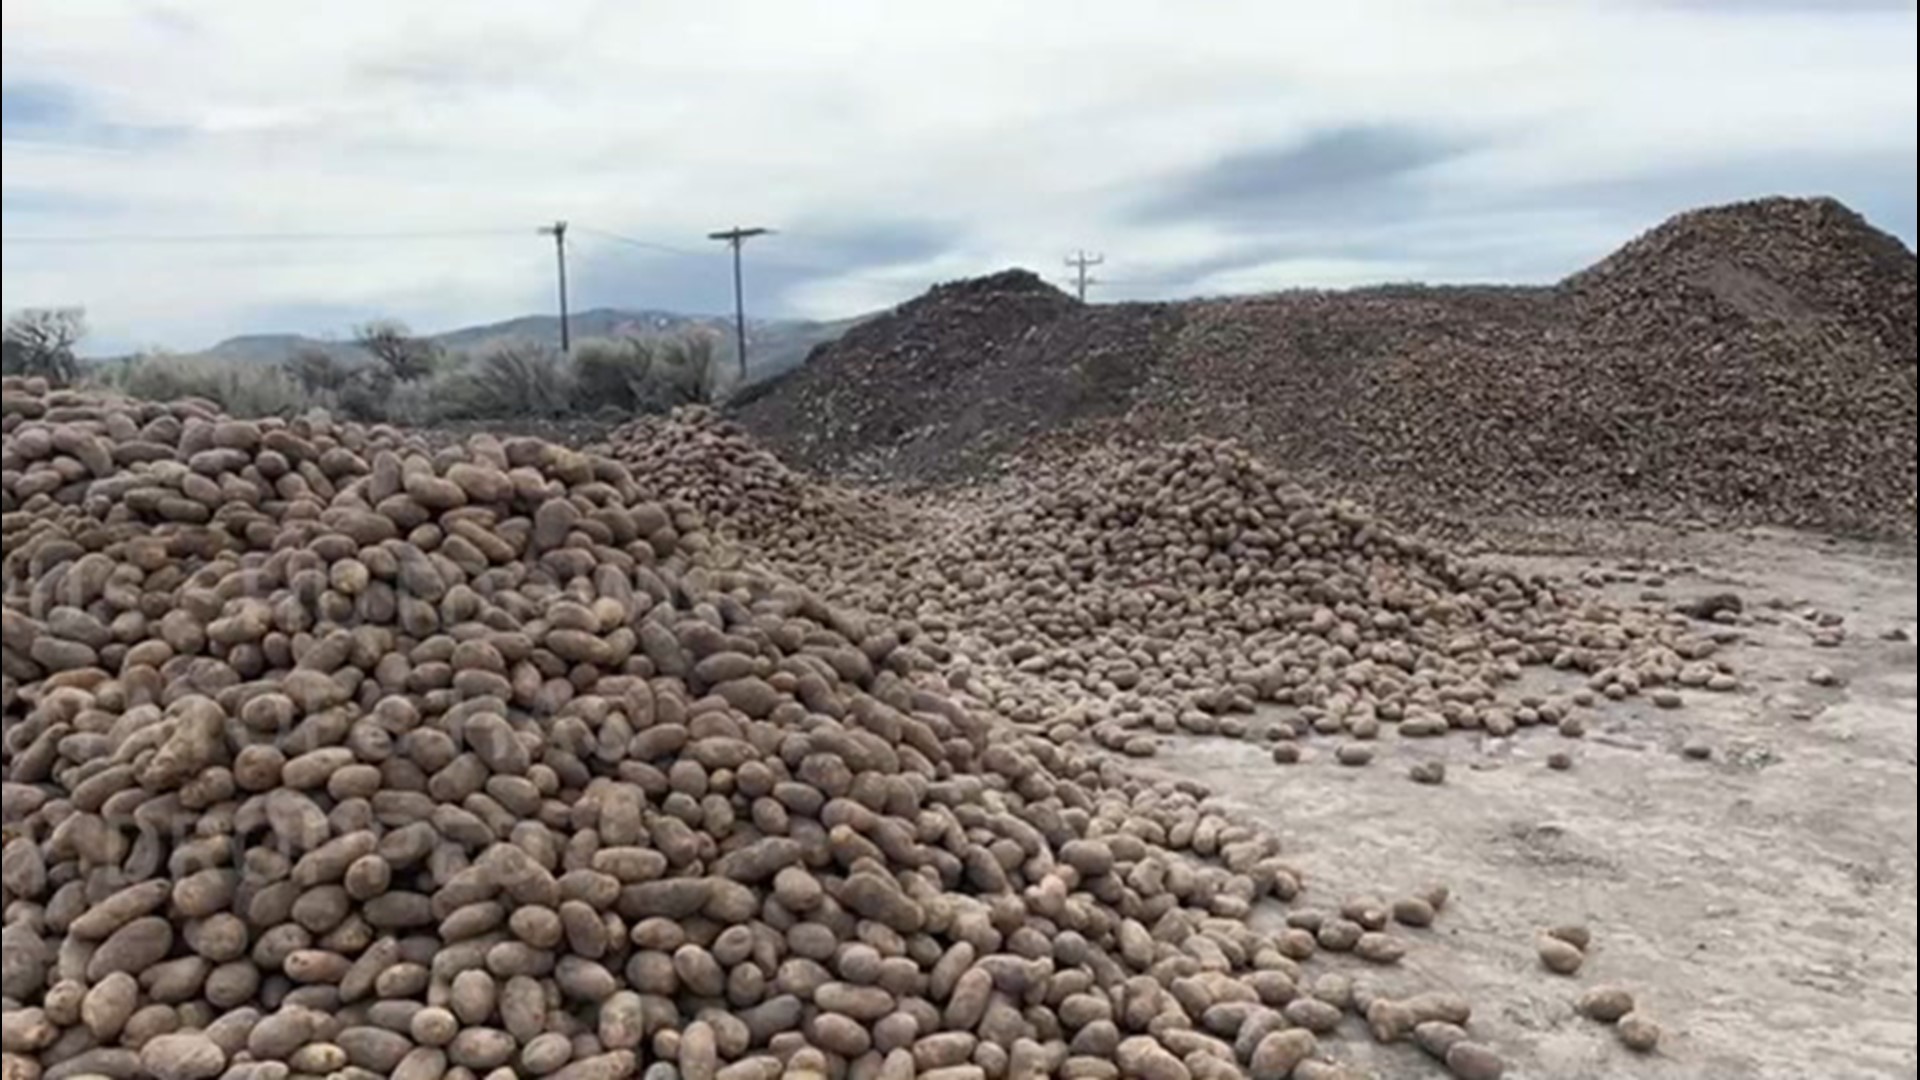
[1065, 250, 1104, 302]
[541, 221, 571, 352]
[708, 226, 772, 381]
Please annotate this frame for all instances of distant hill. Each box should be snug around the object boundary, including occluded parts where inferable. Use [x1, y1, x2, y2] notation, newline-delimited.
[189, 307, 868, 387]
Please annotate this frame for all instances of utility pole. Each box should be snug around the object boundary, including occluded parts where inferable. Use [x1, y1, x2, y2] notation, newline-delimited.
[1065, 250, 1104, 303]
[540, 221, 571, 352]
[708, 225, 771, 382]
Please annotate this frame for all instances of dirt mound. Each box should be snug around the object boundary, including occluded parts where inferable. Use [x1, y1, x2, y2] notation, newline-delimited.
[1566, 195, 1918, 351]
[1531, 196, 1919, 532]
[735, 197, 1917, 536]
[735, 271, 1181, 484]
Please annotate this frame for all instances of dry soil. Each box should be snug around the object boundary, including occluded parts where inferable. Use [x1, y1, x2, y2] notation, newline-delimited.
[1147, 525, 1918, 1080]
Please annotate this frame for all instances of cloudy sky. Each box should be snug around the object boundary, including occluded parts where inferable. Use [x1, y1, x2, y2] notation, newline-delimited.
[3, 0, 1914, 353]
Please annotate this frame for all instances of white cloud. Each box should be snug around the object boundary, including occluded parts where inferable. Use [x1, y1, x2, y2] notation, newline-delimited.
[2, 0, 1913, 352]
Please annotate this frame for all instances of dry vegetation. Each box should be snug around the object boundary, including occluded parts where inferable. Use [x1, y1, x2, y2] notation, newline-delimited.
[67, 328, 725, 430]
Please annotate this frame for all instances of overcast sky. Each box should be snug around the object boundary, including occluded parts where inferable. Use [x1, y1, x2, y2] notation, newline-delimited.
[3, 0, 1914, 353]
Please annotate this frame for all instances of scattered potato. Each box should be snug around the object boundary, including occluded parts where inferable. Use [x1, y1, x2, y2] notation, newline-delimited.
[1391, 897, 1436, 928]
[1617, 1012, 1663, 1052]
[1578, 985, 1636, 1023]
[1335, 744, 1375, 768]
[1537, 937, 1585, 975]
[1547, 925, 1592, 952]
[1444, 1041, 1507, 1080]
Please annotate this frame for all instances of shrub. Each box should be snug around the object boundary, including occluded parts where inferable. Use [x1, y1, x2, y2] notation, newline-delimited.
[332, 366, 398, 423]
[649, 332, 722, 409]
[571, 336, 658, 413]
[284, 347, 355, 394]
[565, 331, 722, 415]
[441, 340, 574, 419]
[380, 379, 445, 427]
[115, 354, 320, 417]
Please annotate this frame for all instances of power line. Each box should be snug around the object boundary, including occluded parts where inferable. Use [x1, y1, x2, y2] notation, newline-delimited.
[570, 225, 709, 259]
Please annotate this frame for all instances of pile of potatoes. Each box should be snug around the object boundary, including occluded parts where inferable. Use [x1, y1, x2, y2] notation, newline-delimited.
[590, 412, 912, 597]
[890, 441, 1737, 752]
[592, 424, 1735, 758]
[3, 380, 1496, 1080]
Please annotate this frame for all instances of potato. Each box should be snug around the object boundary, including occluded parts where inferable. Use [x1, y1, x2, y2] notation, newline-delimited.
[1281, 998, 1342, 1034]
[1391, 897, 1435, 928]
[1616, 1012, 1662, 1052]
[1578, 985, 1636, 1023]
[1354, 933, 1406, 966]
[1334, 744, 1374, 768]
[1414, 1020, 1468, 1059]
[1546, 925, 1591, 952]
[1113, 1037, 1187, 1080]
[1444, 1041, 1506, 1080]
[1247, 1029, 1316, 1080]
[1536, 937, 1584, 975]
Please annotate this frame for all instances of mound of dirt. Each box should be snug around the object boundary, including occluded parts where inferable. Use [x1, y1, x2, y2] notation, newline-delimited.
[735, 197, 1917, 536]
[1566, 195, 1918, 354]
[735, 271, 1181, 484]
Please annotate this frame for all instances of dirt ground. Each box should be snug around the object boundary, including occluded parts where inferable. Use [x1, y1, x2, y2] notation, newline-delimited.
[1146, 525, 1918, 1080]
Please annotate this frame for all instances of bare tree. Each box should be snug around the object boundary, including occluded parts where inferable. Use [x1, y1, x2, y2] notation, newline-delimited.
[2, 307, 88, 385]
[352, 319, 441, 383]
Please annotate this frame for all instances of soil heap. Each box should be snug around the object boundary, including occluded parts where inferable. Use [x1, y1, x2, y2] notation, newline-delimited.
[737, 272, 1182, 485]
[736, 196, 1918, 536]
